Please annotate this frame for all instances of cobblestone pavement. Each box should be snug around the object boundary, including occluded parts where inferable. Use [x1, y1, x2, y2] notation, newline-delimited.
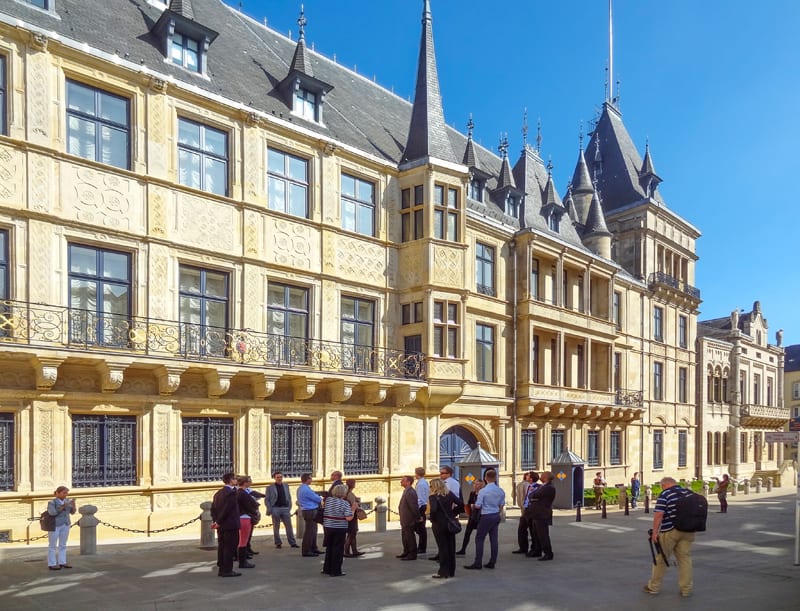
[0, 488, 797, 610]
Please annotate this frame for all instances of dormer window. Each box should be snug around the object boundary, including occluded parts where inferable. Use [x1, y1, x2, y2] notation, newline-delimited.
[548, 212, 560, 232]
[506, 193, 519, 217]
[170, 32, 200, 72]
[294, 87, 317, 122]
[25, 0, 49, 8]
[469, 178, 483, 202]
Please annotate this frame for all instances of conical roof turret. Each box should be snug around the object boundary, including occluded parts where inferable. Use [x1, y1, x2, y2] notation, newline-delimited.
[401, 0, 457, 166]
[584, 189, 611, 237]
[496, 137, 516, 190]
[168, 0, 194, 20]
[289, 7, 313, 77]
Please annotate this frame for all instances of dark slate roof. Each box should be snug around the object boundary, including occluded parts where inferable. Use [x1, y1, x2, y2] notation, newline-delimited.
[570, 149, 593, 195]
[496, 154, 516, 190]
[462, 134, 478, 167]
[584, 103, 666, 212]
[785, 344, 800, 372]
[289, 31, 313, 77]
[563, 188, 578, 222]
[583, 190, 611, 237]
[401, 0, 457, 165]
[640, 142, 658, 177]
[169, 0, 195, 20]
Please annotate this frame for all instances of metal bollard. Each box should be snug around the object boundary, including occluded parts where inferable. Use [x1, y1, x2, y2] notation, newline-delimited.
[702, 481, 709, 498]
[730, 480, 737, 496]
[575, 503, 582, 522]
[755, 477, 762, 494]
[624, 496, 629, 516]
[200, 501, 215, 549]
[617, 484, 627, 510]
[743, 478, 750, 495]
[601, 499, 607, 519]
[644, 485, 651, 514]
[374, 496, 388, 533]
[767, 477, 773, 492]
[296, 502, 305, 539]
[78, 504, 99, 556]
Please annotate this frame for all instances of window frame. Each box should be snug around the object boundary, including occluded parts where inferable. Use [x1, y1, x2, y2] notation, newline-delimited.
[401, 186, 424, 242]
[678, 314, 688, 348]
[521, 429, 537, 471]
[340, 173, 376, 237]
[433, 300, 459, 358]
[433, 184, 459, 241]
[267, 147, 309, 219]
[340, 295, 375, 372]
[267, 282, 310, 364]
[0, 412, 13, 491]
[271, 419, 312, 478]
[71, 414, 137, 487]
[293, 87, 318, 122]
[587, 430, 600, 467]
[475, 323, 495, 382]
[178, 265, 229, 358]
[0, 54, 7, 136]
[609, 431, 621, 466]
[170, 32, 201, 72]
[0, 227, 8, 301]
[653, 306, 664, 342]
[653, 429, 664, 470]
[678, 366, 688, 404]
[612, 291, 622, 329]
[181, 417, 234, 482]
[65, 79, 131, 170]
[551, 429, 564, 462]
[678, 430, 687, 468]
[475, 242, 496, 297]
[177, 117, 229, 196]
[653, 361, 664, 401]
[343, 421, 379, 475]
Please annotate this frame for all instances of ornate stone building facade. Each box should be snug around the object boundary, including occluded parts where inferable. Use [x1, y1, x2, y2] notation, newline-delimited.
[696, 303, 788, 481]
[0, 0, 701, 540]
[782, 344, 800, 462]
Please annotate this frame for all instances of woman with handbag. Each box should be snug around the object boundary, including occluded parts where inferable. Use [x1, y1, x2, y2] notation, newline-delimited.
[322, 484, 356, 576]
[47, 486, 75, 570]
[344, 478, 365, 557]
[428, 478, 460, 579]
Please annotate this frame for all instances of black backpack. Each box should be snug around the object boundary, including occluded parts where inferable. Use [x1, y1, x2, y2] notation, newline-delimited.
[39, 510, 56, 532]
[672, 489, 708, 533]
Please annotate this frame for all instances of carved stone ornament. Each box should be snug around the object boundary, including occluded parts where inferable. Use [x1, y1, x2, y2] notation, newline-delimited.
[204, 371, 233, 399]
[364, 383, 389, 405]
[98, 364, 126, 393]
[291, 378, 315, 402]
[157, 366, 185, 396]
[29, 32, 48, 51]
[329, 381, 353, 404]
[31, 357, 64, 391]
[148, 76, 168, 94]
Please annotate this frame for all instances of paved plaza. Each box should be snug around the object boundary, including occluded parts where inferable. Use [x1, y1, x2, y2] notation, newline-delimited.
[1, 489, 797, 611]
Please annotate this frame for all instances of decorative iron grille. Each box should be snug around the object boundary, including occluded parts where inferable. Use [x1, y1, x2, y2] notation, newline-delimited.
[0, 413, 13, 491]
[343, 422, 379, 475]
[521, 429, 537, 471]
[0, 300, 425, 380]
[182, 417, 234, 482]
[587, 430, 600, 467]
[615, 389, 644, 407]
[72, 415, 136, 487]
[271, 420, 312, 478]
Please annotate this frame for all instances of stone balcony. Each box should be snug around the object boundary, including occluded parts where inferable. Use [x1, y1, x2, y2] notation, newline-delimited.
[739, 404, 791, 428]
[517, 385, 643, 421]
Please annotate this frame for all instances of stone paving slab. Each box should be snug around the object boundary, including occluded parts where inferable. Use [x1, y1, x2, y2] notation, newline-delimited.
[0, 488, 797, 610]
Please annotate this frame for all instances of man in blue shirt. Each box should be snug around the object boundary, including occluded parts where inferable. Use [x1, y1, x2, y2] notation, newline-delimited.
[414, 467, 430, 554]
[644, 477, 694, 597]
[296, 473, 323, 557]
[464, 469, 505, 570]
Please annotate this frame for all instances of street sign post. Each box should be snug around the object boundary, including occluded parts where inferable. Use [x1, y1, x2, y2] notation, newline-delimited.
[764, 432, 800, 444]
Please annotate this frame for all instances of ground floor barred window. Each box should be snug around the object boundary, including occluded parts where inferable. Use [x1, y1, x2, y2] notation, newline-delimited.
[0, 412, 13, 490]
[343, 422, 379, 475]
[271, 419, 312, 478]
[72, 415, 136, 487]
[182, 417, 233, 482]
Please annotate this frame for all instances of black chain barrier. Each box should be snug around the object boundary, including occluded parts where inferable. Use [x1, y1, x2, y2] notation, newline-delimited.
[2, 521, 80, 545]
[96, 515, 201, 535]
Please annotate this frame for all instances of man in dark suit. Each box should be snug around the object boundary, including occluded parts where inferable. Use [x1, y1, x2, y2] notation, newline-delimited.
[328, 470, 344, 495]
[529, 471, 556, 561]
[397, 475, 420, 560]
[265, 471, 298, 549]
[211, 472, 242, 577]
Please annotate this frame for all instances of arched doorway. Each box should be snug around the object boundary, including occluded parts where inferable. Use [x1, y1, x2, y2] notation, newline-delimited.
[439, 425, 478, 480]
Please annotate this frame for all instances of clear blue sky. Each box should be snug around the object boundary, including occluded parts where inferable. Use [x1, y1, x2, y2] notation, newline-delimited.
[235, 0, 799, 346]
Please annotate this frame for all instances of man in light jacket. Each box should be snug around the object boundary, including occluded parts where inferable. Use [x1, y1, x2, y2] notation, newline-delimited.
[266, 471, 298, 549]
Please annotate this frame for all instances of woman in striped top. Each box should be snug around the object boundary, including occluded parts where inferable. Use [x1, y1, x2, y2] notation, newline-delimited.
[322, 484, 356, 576]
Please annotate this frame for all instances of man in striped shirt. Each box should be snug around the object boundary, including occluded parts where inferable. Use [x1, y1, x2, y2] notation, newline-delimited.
[644, 477, 694, 598]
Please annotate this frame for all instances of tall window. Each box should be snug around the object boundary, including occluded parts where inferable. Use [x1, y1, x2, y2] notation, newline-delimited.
[678, 315, 688, 348]
[506, 193, 520, 218]
[294, 88, 317, 121]
[793, 382, 800, 400]
[433, 184, 459, 241]
[612, 291, 621, 329]
[170, 33, 200, 72]
[401, 186, 424, 242]
[753, 374, 761, 405]
[0, 412, 13, 491]
[179, 266, 228, 357]
[72, 415, 136, 487]
[613, 352, 622, 391]
[68, 244, 131, 347]
[722, 432, 728, 463]
[653, 306, 664, 342]
[476, 243, 495, 297]
[267, 283, 309, 364]
[182, 418, 233, 482]
[678, 367, 688, 403]
[433, 301, 458, 358]
[401, 302, 423, 325]
[548, 212, 559, 232]
[521, 429, 537, 470]
[740, 432, 747, 462]
[713, 432, 721, 464]
[475, 323, 495, 382]
[26, 0, 49, 7]
[706, 432, 713, 465]
[576, 344, 585, 388]
[531, 258, 540, 300]
[653, 430, 664, 470]
[271, 420, 312, 478]
[587, 430, 600, 467]
[178, 118, 228, 196]
[766, 377, 773, 407]
[678, 430, 687, 468]
[0, 228, 7, 301]
[469, 178, 483, 202]
[0, 55, 6, 136]
[268, 148, 309, 218]
[343, 422, 379, 475]
[66, 80, 130, 170]
[653, 361, 663, 401]
[341, 174, 375, 236]
[551, 430, 564, 461]
[610, 431, 621, 465]
[341, 296, 375, 372]
[532, 335, 540, 384]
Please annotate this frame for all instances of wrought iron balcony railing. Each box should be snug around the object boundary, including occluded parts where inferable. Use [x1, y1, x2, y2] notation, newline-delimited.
[648, 272, 701, 300]
[615, 388, 644, 407]
[0, 300, 425, 380]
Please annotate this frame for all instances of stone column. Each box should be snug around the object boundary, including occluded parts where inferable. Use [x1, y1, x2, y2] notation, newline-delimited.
[78, 505, 99, 556]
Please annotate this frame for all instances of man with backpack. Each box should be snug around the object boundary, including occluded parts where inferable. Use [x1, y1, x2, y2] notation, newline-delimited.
[644, 477, 706, 598]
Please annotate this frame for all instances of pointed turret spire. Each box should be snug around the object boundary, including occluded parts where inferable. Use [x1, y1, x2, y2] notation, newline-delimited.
[569, 146, 594, 226]
[496, 135, 515, 189]
[402, 0, 456, 165]
[638, 140, 662, 198]
[289, 5, 313, 76]
[563, 186, 578, 222]
[462, 115, 478, 167]
[583, 186, 612, 258]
